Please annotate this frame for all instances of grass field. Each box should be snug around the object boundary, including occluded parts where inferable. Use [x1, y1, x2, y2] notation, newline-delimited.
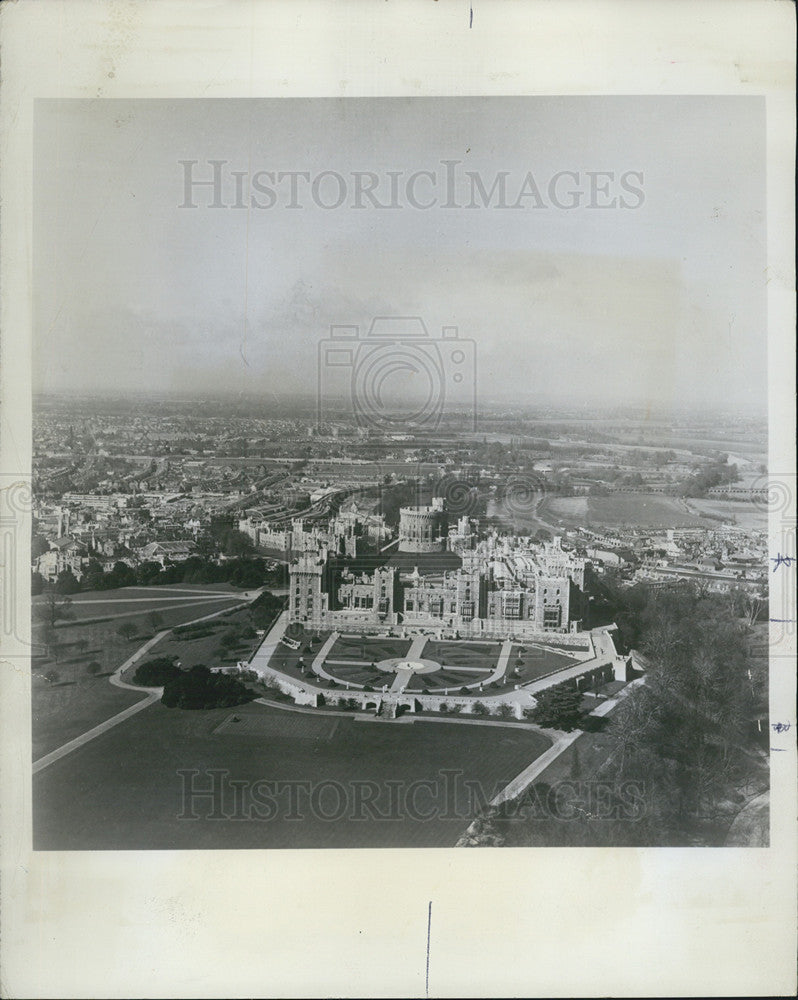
[143, 608, 263, 676]
[328, 635, 411, 662]
[422, 640, 500, 669]
[540, 493, 716, 529]
[33, 584, 246, 623]
[504, 644, 576, 684]
[684, 498, 768, 532]
[33, 700, 551, 849]
[31, 584, 251, 759]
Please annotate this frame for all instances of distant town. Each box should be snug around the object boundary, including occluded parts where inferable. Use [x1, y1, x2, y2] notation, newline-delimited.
[31, 394, 770, 850]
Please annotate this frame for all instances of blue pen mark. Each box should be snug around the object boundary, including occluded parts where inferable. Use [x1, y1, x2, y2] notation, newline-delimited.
[770, 619, 796, 623]
[772, 721, 791, 734]
[771, 553, 794, 572]
[426, 900, 432, 998]
[470, 5, 473, 28]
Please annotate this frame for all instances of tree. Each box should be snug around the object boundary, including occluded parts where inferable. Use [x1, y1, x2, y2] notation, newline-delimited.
[147, 610, 164, 632]
[730, 585, 766, 628]
[472, 701, 490, 716]
[136, 561, 164, 586]
[161, 664, 256, 710]
[133, 656, 180, 686]
[527, 684, 584, 731]
[105, 560, 137, 589]
[606, 582, 757, 829]
[35, 586, 74, 629]
[82, 560, 107, 591]
[220, 528, 255, 558]
[219, 630, 241, 649]
[117, 621, 138, 642]
[31, 572, 45, 596]
[55, 570, 81, 595]
[44, 669, 60, 684]
[75, 637, 89, 655]
[86, 661, 102, 676]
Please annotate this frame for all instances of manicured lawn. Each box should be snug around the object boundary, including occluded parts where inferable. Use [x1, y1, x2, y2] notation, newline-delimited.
[33, 583, 248, 623]
[33, 700, 551, 849]
[405, 669, 489, 693]
[32, 677, 148, 761]
[422, 640, 501, 669]
[266, 629, 332, 682]
[503, 644, 576, 684]
[328, 635, 411, 661]
[31, 586, 252, 759]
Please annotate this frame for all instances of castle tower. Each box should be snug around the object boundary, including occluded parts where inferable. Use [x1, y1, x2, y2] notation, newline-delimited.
[398, 500, 447, 553]
[288, 551, 328, 626]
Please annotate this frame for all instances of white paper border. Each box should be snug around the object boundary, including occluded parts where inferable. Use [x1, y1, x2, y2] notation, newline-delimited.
[1, 2, 795, 997]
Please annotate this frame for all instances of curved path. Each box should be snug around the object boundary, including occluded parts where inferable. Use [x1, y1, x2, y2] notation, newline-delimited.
[33, 595, 257, 774]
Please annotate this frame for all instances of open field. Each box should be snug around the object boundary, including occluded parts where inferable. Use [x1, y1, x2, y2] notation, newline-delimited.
[32, 679, 148, 761]
[540, 493, 717, 529]
[33, 583, 247, 623]
[684, 498, 768, 532]
[31, 584, 252, 758]
[33, 700, 551, 849]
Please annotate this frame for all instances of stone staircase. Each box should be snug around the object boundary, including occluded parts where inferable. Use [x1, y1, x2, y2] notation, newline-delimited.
[376, 696, 398, 719]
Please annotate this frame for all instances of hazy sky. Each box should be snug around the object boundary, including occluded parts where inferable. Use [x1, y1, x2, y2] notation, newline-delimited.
[34, 97, 766, 414]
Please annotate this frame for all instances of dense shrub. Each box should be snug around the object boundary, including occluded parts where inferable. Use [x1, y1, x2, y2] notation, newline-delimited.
[132, 656, 180, 686]
[526, 682, 583, 731]
[161, 664, 256, 710]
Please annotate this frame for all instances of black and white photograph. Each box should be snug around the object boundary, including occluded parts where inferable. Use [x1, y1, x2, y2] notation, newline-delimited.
[1, 3, 795, 998]
[29, 95, 773, 851]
